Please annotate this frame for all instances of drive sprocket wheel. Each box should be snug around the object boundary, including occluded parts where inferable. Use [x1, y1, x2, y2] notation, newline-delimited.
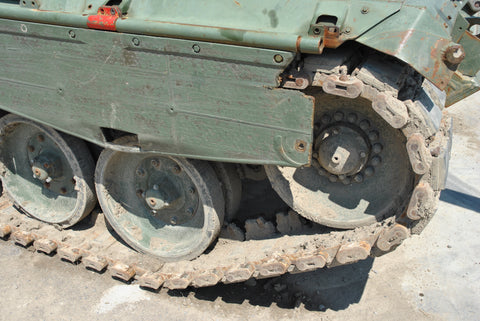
[265, 94, 415, 229]
[0, 114, 96, 227]
[95, 136, 225, 262]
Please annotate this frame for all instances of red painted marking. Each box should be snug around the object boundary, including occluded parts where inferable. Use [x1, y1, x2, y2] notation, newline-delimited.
[87, 15, 118, 31]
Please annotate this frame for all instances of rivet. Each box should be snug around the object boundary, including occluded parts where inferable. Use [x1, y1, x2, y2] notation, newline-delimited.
[361, 7, 369, 14]
[170, 216, 178, 225]
[68, 30, 76, 39]
[153, 184, 159, 190]
[186, 207, 194, 216]
[110, 8, 116, 15]
[188, 187, 196, 194]
[274, 54, 284, 63]
[344, 27, 352, 34]
[37, 134, 45, 142]
[360, 151, 367, 158]
[313, 27, 321, 35]
[27, 145, 35, 152]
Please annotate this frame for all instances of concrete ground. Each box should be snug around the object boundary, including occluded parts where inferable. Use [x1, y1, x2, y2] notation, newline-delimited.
[0, 92, 479, 321]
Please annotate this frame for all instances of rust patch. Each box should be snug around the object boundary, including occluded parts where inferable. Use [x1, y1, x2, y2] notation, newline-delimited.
[323, 26, 343, 48]
[295, 36, 302, 52]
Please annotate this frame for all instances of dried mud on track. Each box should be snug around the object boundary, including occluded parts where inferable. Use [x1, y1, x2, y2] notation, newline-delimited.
[0, 92, 480, 321]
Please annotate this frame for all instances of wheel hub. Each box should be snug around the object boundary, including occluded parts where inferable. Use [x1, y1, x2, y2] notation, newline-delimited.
[135, 157, 199, 226]
[313, 111, 383, 185]
[315, 125, 369, 176]
[31, 153, 62, 182]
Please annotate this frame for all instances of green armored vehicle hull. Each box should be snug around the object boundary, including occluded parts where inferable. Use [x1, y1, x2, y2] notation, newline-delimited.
[0, 0, 479, 288]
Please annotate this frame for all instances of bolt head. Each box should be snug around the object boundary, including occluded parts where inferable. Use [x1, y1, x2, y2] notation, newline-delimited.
[364, 166, 374, 177]
[172, 165, 181, 174]
[371, 156, 382, 166]
[354, 174, 364, 183]
[347, 113, 358, 123]
[321, 114, 331, 124]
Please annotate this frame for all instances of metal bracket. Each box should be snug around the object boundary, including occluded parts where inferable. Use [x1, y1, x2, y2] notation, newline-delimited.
[87, 6, 122, 31]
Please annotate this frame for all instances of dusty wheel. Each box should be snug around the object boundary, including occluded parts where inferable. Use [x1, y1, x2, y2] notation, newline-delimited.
[265, 94, 415, 229]
[95, 137, 225, 262]
[0, 114, 96, 227]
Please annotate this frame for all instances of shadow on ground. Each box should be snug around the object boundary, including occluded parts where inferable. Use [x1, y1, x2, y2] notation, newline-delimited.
[440, 189, 480, 213]
[163, 257, 374, 312]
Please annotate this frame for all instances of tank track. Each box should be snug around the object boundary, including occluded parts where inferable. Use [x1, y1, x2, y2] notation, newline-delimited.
[0, 60, 452, 290]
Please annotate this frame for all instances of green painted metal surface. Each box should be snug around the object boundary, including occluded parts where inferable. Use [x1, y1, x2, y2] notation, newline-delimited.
[0, 0, 479, 166]
[0, 18, 313, 166]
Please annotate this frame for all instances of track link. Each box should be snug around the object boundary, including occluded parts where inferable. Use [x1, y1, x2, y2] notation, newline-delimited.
[0, 61, 452, 291]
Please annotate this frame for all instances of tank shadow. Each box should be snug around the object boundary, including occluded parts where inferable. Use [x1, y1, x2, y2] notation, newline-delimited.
[166, 257, 374, 312]
[440, 189, 480, 213]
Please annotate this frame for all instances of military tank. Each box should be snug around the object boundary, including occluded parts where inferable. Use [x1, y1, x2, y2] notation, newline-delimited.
[0, 0, 479, 289]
